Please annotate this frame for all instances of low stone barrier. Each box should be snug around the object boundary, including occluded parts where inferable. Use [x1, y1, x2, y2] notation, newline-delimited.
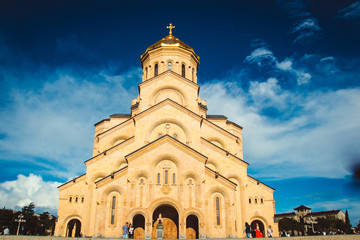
[0, 236, 360, 240]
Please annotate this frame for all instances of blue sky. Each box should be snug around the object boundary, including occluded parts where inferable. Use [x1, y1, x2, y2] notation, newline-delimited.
[0, 0, 360, 225]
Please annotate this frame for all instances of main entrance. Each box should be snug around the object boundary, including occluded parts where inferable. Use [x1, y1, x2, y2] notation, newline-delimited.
[66, 219, 81, 237]
[152, 204, 179, 239]
[251, 220, 265, 237]
[133, 214, 145, 239]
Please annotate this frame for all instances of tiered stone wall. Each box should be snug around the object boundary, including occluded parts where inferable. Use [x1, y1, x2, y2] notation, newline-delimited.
[1, 235, 360, 240]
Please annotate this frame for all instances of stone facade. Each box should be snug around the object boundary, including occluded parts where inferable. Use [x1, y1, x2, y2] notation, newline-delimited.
[54, 28, 278, 238]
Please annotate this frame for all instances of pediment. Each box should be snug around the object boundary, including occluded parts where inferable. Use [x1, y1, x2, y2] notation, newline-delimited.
[125, 134, 208, 164]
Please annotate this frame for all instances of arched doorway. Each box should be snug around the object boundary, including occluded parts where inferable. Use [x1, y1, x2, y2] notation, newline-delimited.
[152, 204, 178, 239]
[251, 220, 265, 237]
[133, 214, 145, 239]
[186, 215, 199, 239]
[66, 219, 81, 237]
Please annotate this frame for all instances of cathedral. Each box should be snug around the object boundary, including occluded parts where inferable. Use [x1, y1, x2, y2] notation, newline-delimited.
[55, 24, 278, 238]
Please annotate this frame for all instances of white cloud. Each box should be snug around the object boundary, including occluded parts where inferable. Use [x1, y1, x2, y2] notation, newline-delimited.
[338, 1, 360, 19]
[292, 18, 321, 33]
[246, 48, 312, 85]
[201, 79, 360, 180]
[0, 67, 141, 178]
[245, 47, 276, 66]
[0, 174, 60, 210]
[278, 1, 322, 44]
[276, 59, 293, 71]
[249, 78, 292, 110]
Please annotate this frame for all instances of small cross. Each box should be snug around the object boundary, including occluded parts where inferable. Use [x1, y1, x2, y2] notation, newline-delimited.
[167, 23, 175, 36]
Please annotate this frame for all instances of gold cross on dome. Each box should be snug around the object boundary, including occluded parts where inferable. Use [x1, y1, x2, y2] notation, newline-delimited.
[167, 23, 175, 36]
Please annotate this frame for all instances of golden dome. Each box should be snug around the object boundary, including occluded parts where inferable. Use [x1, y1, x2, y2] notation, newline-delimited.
[141, 34, 199, 62]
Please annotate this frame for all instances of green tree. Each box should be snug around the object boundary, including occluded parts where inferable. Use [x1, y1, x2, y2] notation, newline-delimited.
[21, 202, 38, 235]
[279, 217, 300, 235]
[0, 208, 15, 234]
[345, 210, 351, 234]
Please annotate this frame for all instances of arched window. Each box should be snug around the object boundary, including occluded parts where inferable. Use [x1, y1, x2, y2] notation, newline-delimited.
[140, 179, 144, 184]
[158, 133, 162, 138]
[255, 198, 258, 204]
[145, 67, 148, 80]
[81, 197, 84, 203]
[69, 197, 72, 203]
[261, 198, 264, 204]
[173, 173, 176, 184]
[75, 197, 78, 203]
[165, 170, 168, 184]
[174, 133, 177, 139]
[189, 179, 192, 184]
[157, 173, 160, 184]
[182, 64, 185, 77]
[111, 196, 116, 225]
[154, 63, 158, 77]
[216, 197, 221, 225]
[249, 198, 251, 204]
[168, 62, 172, 71]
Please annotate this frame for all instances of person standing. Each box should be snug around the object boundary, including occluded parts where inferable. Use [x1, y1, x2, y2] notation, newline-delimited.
[3, 226, 10, 235]
[128, 223, 134, 239]
[244, 222, 251, 238]
[122, 222, 129, 238]
[267, 225, 273, 237]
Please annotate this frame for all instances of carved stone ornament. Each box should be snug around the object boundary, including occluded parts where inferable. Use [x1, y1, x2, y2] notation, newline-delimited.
[161, 185, 172, 195]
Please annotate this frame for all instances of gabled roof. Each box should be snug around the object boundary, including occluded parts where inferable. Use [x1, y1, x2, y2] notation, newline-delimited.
[205, 166, 237, 187]
[125, 134, 208, 163]
[207, 115, 228, 119]
[247, 175, 275, 191]
[200, 137, 248, 166]
[84, 136, 135, 164]
[274, 212, 296, 217]
[96, 98, 241, 141]
[95, 166, 128, 186]
[305, 210, 342, 217]
[57, 173, 86, 189]
[294, 205, 311, 211]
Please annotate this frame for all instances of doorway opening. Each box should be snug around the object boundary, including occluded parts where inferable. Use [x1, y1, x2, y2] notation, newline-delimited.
[152, 204, 179, 239]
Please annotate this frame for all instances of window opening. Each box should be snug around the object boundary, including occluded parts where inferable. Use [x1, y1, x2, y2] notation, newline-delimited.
[157, 173, 160, 184]
[165, 170, 168, 184]
[69, 197, 72, 203]
[154, 64, 158, 77]
[173, 173, 176, 184]
[216, 197, 221, 225]
[168, 62, 172, 70]
[111, 196, 116, 224]
[174, 133, 177, 139]
[182, 64, 185, 77]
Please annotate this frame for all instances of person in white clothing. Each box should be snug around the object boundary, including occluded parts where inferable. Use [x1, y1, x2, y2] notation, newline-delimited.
[267, 225, 273, 237]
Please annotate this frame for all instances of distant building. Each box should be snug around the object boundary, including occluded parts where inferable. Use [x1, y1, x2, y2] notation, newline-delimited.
[275, 205, 345, 234]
